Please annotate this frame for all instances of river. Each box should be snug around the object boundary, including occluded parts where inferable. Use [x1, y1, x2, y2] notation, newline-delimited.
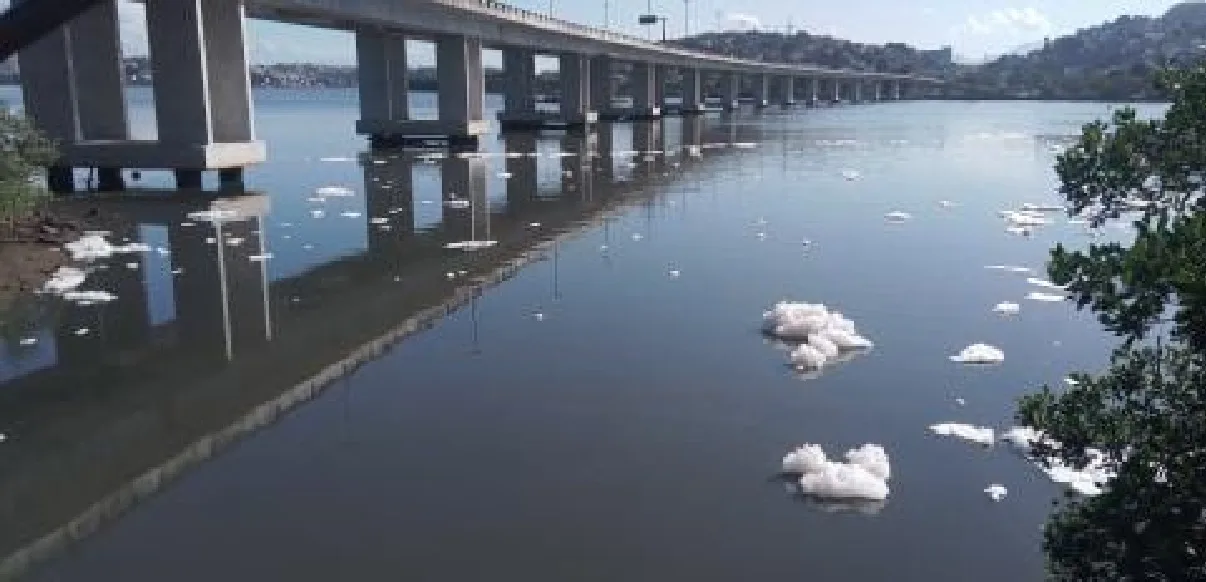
[0, 86, 1163, 580]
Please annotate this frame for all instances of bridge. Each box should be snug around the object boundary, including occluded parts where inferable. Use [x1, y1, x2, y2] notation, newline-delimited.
[8, 0, 941, 193]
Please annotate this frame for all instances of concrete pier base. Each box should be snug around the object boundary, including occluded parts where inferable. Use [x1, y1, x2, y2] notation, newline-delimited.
[357, 119, 489, 146]
[600, 107, 662, 122]
[498, 111, 599, 130]
[96, 167, 125, 191]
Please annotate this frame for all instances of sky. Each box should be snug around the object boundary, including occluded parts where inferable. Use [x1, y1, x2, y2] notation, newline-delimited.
[106, 0, 1190, 65]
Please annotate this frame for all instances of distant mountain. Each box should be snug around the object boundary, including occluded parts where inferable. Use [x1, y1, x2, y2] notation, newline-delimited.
[949, 2, 1206, 100]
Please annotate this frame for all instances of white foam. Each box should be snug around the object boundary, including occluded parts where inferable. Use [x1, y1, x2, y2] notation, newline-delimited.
[316, 185, 356, 197]
[64, 235, 151, 262]
[444, 240, 498, 251]
[993, 302, 1021, 315]
[938, 200, 959, 208]
[1027, 292, 1067, 302]
[929, 423, 996, 446]
[984, 484, 1008, 501]
[764, 302, 872, 374]
[885, 211, 912, 222]
[841, 170, 862, 181]
[950, 343, 1004, 365]
[1027, 277, 1067, 291]
[42, 266, 87, 294]
[62, 290, 118, 305]
[340, 211, 362, 218]
[781, 443, 891, 501]
[18, 338, 37, 347]
[319, 156, 355, 163]
[444, 198, 471, 209]
[984, 265, 1033, 274]
[186, 209, 239, 222]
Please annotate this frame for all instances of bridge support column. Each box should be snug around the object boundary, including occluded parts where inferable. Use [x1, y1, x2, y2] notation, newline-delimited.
[893, 81, 903, 100]
[680, 67, 704, 115]
[627, 62, 662, 120]
[497, 47, 537, 129]
[141, 0, 264, 189]
[809, 78, 820, 107]
[754, 74, 770, 108]
[558, 52, 596, 127]
[719, 72, 740, 111]
[874, 82, 882, 101]
[590, 55, 614, 119]
[772, 76, 795, 107]
[355, 29, 410, 144]
[833, 79, 842, 104]
[18, 0, 130, 193]
[854, 81, 863, 104]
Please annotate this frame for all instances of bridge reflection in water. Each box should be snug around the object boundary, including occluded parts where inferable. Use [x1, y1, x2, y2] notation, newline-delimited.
[0, 117, 761, 578]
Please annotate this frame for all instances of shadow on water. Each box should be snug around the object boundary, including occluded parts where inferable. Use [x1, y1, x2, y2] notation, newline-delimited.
[0, 116, 765, 578]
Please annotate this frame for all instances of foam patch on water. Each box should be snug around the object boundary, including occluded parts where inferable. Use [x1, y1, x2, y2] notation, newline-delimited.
[781, 444, 891, 501]
[64, 234, 151, 262]
[316, 185, 355, 197]
[762, 302, 873, 374]
[929, 423, 996, 446]
[1001, 426, 1116, 496]
[950, 343, 1004, 365]
[984, 484, 1008, 501]
[993, 302, 1021, 315]
[984, 265, 1033, 274]
[885, 211, 912, 223]
[444, 240, 498, 251]
[1027, 292, 1067, 302]
[42, 266, 87, 294]
[62, 290, 118, 305]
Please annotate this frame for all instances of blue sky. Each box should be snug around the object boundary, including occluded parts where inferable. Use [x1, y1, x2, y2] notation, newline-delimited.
[111, 0, 1187, 64]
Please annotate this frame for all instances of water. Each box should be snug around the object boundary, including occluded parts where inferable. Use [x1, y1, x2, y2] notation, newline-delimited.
[0, 85, 1164, 580]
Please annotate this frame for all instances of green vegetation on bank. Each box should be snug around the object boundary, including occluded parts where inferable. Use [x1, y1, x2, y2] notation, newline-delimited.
[1018, 66, 1206, 579]
[0, 109, 55, 238]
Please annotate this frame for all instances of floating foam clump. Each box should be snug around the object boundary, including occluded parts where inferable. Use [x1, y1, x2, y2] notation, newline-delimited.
[781, 444, 891, 501]
[984, 484, 1008, 501]
[929, 423, 996, 446]
[993, 302, 1021, 316]
[1000, 426, 1115, 496]
[64, 234, 150, 262]
[316, 185, 355, 197]
[444, 240, 498, 251]
[62, 290, 118, 305]
[950, 343, 1004, 365]
[762, 302, 873, 373]
[841, 170, 862, 181]
[984, 265, 1033, 274]
[444, 198, 471, 209]
[42, 266, 87, 294]
[1021, 202, 1065, 213]
[1027, 292, 1067, 302]
[1027, 278, 1067, 291]
[187, 209, 239, 222]
[885, 211, 912, 223]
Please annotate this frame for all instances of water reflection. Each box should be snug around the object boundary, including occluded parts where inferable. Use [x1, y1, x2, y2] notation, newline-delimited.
[0, 117, 756, 578]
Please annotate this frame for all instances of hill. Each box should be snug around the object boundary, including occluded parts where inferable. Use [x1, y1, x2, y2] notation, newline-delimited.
[672, 32, 956, 78]
[949, 2, 1206, 100]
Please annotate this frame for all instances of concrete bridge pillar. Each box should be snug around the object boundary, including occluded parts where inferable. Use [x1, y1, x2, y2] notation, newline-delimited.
[894, 81, 903, 100]
[719, 72, 740, 111]
[502, 47, 537, 115]
[654, 65, 669, 110]
[559, 52, 596, 127]
[590, 56, 614, 119]
[809, 78, 820, 106]
[356, 29, 409, 134]
[435, 35, 487, 142]
[754, 74, 770, 108]
[145, 0, 261, 189]
[853, 81, 863, 104]
[629, 62, 662, 120]
[833, 79, 843, 103]
[771, 76, 795, 107]
[680, 67, 704, 114]
[874, 81, 882, 101]
[18, 0, 129, 193]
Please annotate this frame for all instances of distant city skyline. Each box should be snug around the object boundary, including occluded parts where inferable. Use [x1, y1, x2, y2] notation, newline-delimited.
[28, 0, 1199, 64]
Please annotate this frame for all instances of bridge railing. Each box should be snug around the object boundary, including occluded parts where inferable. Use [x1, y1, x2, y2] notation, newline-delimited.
[435, 0, 935, 82]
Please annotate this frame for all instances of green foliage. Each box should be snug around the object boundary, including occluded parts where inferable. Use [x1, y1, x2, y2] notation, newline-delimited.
[1022, 63, 1206, 580]
[0, 108, 56, 231]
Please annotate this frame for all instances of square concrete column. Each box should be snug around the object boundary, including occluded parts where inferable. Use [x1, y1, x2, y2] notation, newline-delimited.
[854, 81, 863, 103]
[502, 47, 537, 114]
[680, 67, 703, 114]
[145, 0, 262, 187]
[719, 72, 740, 111]
[894, 81, 903, 100]
[629, 62, 661, 119]
[874, 82, 882, 101]
[590, 55, 613, 116]
[771, 76, 795, 106]
[810, 78, 820, 105]
[833, 79, 842, 103]
[356, 29, 409, 126]
[654, 65, 669, 109]
[754, 74, 770, 108]
[559, 52, 595, 125]
[436, 35, 486, 127]
[18, 0, 129, 192]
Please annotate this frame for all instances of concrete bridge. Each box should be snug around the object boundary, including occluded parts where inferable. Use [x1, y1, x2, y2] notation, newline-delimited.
[12, 0, 941, 192]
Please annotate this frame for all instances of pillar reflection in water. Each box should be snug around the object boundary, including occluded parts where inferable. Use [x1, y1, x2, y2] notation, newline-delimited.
[363, 151, 416, 260]
[441, 156, 490, 243]
[168, 198, 273, 361]
[503, 133, 539, 213]
[559, 132, 594, 199]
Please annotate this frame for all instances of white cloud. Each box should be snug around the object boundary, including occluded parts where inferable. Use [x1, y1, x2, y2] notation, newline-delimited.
[958, 6, 1052, 36]
[722, 13, 761, 31]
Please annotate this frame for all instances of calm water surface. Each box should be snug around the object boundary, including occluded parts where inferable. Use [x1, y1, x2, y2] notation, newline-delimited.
[0, 86, 1164, 580]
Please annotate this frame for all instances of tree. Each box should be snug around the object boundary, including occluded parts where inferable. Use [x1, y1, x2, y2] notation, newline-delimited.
[1020, 65, 1206, 580]
[0, 108, 56, 238]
